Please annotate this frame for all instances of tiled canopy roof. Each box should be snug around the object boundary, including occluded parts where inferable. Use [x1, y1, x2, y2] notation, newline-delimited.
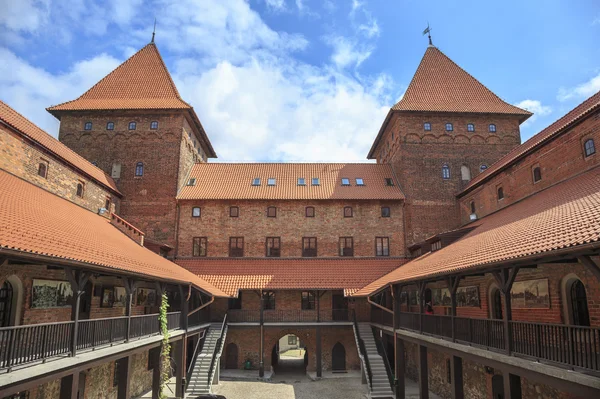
[175, 258, 406, 296]
[393, 46, 532, 117]
[0, 100, 120, 195]
[461, 90, 600, 195]
[47, 43, 190, 113]
[0, 170, 226, 297]
[354, 166, 600, 296]
[177, 163, 405, 200]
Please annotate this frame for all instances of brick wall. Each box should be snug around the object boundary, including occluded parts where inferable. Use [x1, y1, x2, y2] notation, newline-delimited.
[177, 199, 405, 258]
[0, 123, 117, 214]
[459, 110, 600, 224]
[373, 112, 522, 247]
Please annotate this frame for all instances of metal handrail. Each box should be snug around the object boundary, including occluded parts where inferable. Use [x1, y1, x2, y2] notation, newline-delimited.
[208, 314, 228, 387]
[353, 311, 373, 389]
[185, 334, 204, 391]
[375, 332, 396, 394]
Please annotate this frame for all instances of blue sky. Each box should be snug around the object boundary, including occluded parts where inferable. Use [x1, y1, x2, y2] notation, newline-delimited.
[1, 0, 599, 161]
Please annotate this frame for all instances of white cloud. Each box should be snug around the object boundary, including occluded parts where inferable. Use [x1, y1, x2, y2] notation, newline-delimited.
[557, 73, 600, 102]
[0, 0, 50, 33]
[358, 19, 380, 38]
[264, 0, 286, 12]
[325, 36, 373, 69]
[514, 99, 552, 126]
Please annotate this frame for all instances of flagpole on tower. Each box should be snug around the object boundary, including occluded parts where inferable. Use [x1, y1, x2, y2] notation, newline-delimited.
[151, 18, 156, 43]
[423, 23, 432, 46]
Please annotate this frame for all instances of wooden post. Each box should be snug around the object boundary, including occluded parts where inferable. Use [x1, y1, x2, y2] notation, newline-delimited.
[503, 373, 522, 399]
[451, 356, 464, 399]
[152, 345, 161, 399]
[123, 278, 137, 343]
[418, 345, 428, 399]
[175, 339, 185, 398]
[259, 290, 265, 377]
[393, 285, 403, 399]
[492, 267, 519, 355]
[396, 337, 405, 399]
[117, 356, 132, 399]
[59, 372, 79, 399]
[418, 282, 426, 334]
[317, 290, 320, 322]
[65, 269, 90, 357]
[179, 285, 189, 331]
[316, 326, 322, 378]
[446, 277, 461, 342]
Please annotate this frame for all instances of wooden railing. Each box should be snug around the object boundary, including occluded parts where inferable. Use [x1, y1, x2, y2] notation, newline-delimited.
[227, 309, 354, 323]
[0, 312, 182, 372]
[370, 306, 393, 327]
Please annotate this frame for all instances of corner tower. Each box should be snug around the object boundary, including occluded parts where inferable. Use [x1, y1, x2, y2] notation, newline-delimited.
[368, 45, 531, 248]
[48, 42, 217, 253]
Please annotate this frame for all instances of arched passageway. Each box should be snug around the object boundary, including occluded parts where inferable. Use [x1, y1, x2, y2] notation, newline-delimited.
[272, 334, 306, 376]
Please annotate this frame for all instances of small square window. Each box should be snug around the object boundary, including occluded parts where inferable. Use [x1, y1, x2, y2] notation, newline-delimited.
[356, 178, 364, 186]
[343, 206, 353, 218]
[106, 122, 114, 130]
[384, 178, 394, 186]
[267, 178, 276, 186]
[305, 206, 315, 217]
[230, 206, 239, 217]
[192, 207, 201, 217]
[381, 207, 390, 217]
[467, 123, 475, 132]
[431, 240, 442, 251]
[252, 178, 261, 186]
[128, 122, 137, 130]
[267, 206, 277, 217]
[424, 122, 431, 131]
[311, 177, 320, 186]
[445, 123, 453, 131]
[298, 178, 306, 186]
[489, 124, 497, 132]
[341, 178, 350, 186]
[84, 122, 92, 130]
[150, 121, 159, 130]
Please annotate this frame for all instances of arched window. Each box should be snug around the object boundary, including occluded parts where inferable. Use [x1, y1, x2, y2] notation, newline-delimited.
[584, 139, 596, 157]
[497, 186, 504, 200]
[76, 182, 84, 198]
[491, 288, 503, 319]
[106, 122, 114, 130]
[489, 124, 497, 132]
[0, 281, 13, 327]
[442, 164, 450, 179]
[460, 165, 471, 181]
[470, 201, 476, 214]
[84, 122, 92, 130]
[480, 164, 488, 172]
[467, 123, 475, 132]
[570, 280, 590, 326]
[135, 162, 144, 177]
[424, 122, 431, 131]
[128, 122, 137, 130]
[38, 162, 47, 178]
[445, 123, 453, 132]
[533, 166, 542, 183]
[150, 121, 159, 130]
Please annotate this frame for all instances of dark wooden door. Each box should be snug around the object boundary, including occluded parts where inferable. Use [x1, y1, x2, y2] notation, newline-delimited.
[492, 375, 504, 399]
[571, 280, 590, 326]
[0, 281, 13, 327]
[225, 343, 238, 369]
[492, 289, 503, 320]
[332, 342, 346, 371]
[332, 294, 348, 321]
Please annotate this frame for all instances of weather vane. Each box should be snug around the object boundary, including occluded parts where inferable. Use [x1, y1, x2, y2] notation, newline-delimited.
[151, 18, 156, 43]
[423, 23, 433, 46]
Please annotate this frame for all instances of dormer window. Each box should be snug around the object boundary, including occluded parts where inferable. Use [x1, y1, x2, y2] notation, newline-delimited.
[489, 124, 497, 132]
[150, 121, 159, 130]
[467, 123, 475, 132]
[84, 122, 92, 131]
[356, 178, 364, 186]
[445, 123, 453, 132]
[298, 178, 306, 186]
[424, 122, 431, 131]
[384, 178, 394, 186]
[187, 178, 196, 186]
[480, 164, 488, 173]
[106, 122, 114, 130]
[341, 178, 350, 186]
[267, 178, 276, 186]
[252, 178, 261, 186]
[431, 240, 442, 251]
[128, 122, 137, 130]
[311, 178, 320, 186]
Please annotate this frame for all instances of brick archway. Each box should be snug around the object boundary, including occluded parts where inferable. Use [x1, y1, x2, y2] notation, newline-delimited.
[264, 328, 316, 371]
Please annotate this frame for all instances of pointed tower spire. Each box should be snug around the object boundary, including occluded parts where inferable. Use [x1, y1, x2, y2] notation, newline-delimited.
[423, 23, 433, 46]
[151, 18, 156, 43]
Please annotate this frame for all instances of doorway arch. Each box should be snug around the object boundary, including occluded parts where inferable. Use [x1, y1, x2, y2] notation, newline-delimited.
[331, 342, 346, 372]
[561, 274, 591, 326]
[488, 284, 503, 320]
[0, 275, 23, 326]
[225, 343, 238, 369]
[272, 334, 306, 374]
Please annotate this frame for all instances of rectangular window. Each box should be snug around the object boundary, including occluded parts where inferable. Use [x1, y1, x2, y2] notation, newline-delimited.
[228, 292, 242, 310]
[311, 178, 320, 186]
[356, 178, 364, 186]
[38, 160, 49, 178]
[105, 197, 111, 211]
[302, 237, 317, 257]
[305, 206, 315, 217]
[230, 206, 239, 217]
[343, 206, 353, 217]
[341, 178, 350, 186]
[431, 240, 442, 251]
[266, 237, 281, 257]
[267, 178, 276, 186]
[301, 291, 316, 310]
[339, 237, 354, 257]
[381, 207, 391, 217]
[267, 206, 277, 217]
[288, 335, 297, 345]
[192, 237, 207, 257]
[252, 178, 261, 186]
[376, 237, 390, 257]
[262, 291, 275, 310]
[298, 178, 306, 186]
[192, 207, 201, 217]
[229, 237, 244, 257]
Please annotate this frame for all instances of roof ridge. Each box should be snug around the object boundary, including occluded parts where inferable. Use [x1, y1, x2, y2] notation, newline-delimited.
[149, 43, 189, 105]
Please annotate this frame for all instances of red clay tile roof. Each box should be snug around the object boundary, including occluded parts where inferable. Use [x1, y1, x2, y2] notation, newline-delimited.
[0, 170, 226, 297]
[354, 166, 600, 296]
[460, 90, 600, 196]
[47, 44, 190, 113]
[0, 100, 120, 195]
[368, 46, 531, 159]
[175, 258, 406, 296]
[177, 163, 405, 200]
[393, 47, 531, 118]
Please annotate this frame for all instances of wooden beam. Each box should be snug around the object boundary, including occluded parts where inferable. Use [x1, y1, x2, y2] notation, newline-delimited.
[578, 255, 600, 283]
[504, 373, 522, 399]
[59, 372, 79, 399]
[117, 356, 132, 399]
[395, 337, 405, 399]
[316, 326, 322, 378]
[418, 345, 429, 399]
[451, 356, 464, 399]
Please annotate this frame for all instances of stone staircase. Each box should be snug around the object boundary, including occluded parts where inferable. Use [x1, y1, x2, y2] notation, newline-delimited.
[356, 323, 394, 399]
[186, 322, 228, 396]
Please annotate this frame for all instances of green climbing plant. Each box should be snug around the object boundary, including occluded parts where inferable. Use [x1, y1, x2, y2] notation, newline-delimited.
[158, 293, 171, 399]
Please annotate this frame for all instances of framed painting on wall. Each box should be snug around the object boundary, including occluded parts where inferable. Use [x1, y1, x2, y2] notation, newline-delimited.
[114, 287, 127, 307]
[136, 288, 156, 306]
[31, 279, 73, 309]
[101, 287, 115, 308]
[456, 286, 480, 307]
[511, 279, 549, 309]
